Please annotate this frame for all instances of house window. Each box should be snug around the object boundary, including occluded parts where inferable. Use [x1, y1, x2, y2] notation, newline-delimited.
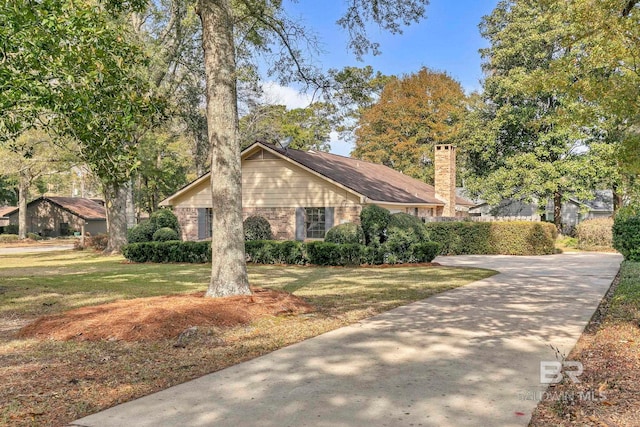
[59, 222, 70, 236]
[305, 207, 326, 239]
[205, 208, 213, 238]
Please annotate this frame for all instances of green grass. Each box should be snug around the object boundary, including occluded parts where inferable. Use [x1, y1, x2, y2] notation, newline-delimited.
[609, 260, 640, 321]
[0, 250, 495, 318]
[0, 250, 496, 427]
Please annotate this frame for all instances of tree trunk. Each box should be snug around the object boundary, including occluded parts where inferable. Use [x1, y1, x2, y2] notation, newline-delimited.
[104, 183, 128, 254]
[198, 0, 250, 297]
[18, 171, 29, 240]
[553, 191, 562, 232]
[125, 179, 136, 229]
[612, 182, 623, 213]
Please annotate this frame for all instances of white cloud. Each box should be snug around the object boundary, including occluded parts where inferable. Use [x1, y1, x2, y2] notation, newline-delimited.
[261, 82, 313, 110]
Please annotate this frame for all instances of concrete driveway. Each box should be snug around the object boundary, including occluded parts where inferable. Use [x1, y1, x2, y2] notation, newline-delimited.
[69, 252, 622, 427]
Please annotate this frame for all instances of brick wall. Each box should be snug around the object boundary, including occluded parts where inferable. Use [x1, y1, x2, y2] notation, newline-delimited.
[243, 207, 296, 240]
[175, 207, 199, 241]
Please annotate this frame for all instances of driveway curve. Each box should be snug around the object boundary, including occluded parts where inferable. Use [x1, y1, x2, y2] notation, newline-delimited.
[70, 252, 622, 427]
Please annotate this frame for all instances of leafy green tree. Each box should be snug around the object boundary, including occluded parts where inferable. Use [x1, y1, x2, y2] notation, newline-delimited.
[239, 102, 336, 151]
[133, 131, 190, 216]
[196, 0, 432, 296]
[532, 0, 640, 203]
[462, 0, 609, 230]
[353, 67, 466, 184]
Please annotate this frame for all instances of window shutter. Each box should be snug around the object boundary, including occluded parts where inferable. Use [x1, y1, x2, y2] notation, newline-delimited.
[197, 208, 207, 240]
[324, 207, 334, 235]
[295, 207, 305, 241]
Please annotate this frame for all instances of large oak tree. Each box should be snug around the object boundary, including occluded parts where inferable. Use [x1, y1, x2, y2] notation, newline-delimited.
[196, 0, 432, 296]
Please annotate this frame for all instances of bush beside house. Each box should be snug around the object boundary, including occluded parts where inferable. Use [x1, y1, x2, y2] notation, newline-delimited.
[128, 210, 181, 243]
[122, 205, 561, 264]
[613, 206, 640, 261]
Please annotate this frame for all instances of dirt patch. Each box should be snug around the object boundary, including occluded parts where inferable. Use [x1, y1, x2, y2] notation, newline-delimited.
[18, 288, 315, 342]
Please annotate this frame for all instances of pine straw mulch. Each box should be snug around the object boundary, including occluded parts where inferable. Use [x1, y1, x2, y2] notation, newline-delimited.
[529, 273, 640, 426]
[17, 288, 314, 342]
[2, 288, 321, 427]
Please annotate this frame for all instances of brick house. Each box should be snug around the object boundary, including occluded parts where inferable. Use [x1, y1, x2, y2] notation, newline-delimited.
[160, 142, 473, 241]
[4, 196, 106, 237]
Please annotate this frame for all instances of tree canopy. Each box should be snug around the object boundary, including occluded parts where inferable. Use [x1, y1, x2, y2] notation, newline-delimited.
[352, 67, 466, 184]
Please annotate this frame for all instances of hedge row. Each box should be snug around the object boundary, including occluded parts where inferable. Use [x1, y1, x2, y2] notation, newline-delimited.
[122, 241, 211, 263]
[123, 239, 440, 266]
[424, 221, 557, 256]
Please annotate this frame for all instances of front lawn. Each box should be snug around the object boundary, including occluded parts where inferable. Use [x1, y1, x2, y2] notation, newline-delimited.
[0, 250, 494, 427]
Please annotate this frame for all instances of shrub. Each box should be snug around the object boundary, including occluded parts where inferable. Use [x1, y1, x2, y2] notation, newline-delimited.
[388, 213, 427, 241]
[244, 240, 306, 264]
[489, 221, 557, 255]
[26, 232, 42, 241]
[0, 234, 19, 243]
[424, 222, 492, 255]
[425, 221, 556, 256]
[243, 216, 273, 241]
[245, 240, 279, 264]
[613, 206, 640, 261]
[274, 240, 306, 265]
[122, 241, 211, 263]
[3, 224, 18, 234]
[128, 220, 155, 243]
[153, 227, 180, 242]
[324, 222, 365, 245]
[87, 233, 109, 251]
[411, 242, 441, 263]
[306, 241, 366, 266]
[149, 209, 180, 234]
[383, 228, 416, 263]
[360, 204, 391, 245]
[576, 217, 613, 251]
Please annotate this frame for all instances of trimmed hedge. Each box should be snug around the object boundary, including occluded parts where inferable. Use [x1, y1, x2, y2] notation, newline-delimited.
[122, 241, 211, 263]
[128, 210, 181, 243]
[425, 221, 557, 255]
[244, 216, 273, 241]
[150, 209, 181, 234]
[324, 222, 366, 245]
[153, 227, 179, 242]
[123, 239, 440, 266]
[613, 206, 640, 261]
[576, 217, 613, 251]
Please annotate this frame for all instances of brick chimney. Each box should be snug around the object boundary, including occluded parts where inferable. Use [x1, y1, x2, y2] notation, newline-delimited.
[434, 144, 456, 217]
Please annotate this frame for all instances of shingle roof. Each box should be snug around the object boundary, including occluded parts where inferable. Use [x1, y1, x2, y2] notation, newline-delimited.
[259, 142, 474, 206]
[0, 206, 17, 217]
[43, 197, 106, 220]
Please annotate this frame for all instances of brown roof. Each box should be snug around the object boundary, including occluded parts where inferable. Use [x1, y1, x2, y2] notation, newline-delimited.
[41, 197, 106, 220]
[0, 206, 17, 217]
[258, 142, 474, 206]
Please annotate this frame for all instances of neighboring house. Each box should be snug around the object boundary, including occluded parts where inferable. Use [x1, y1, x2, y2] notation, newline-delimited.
[544, 190, 614, 229]
[160, 142, 474, 241]
[4, 196, 107, 237]
[0, 206, 16, 231]
[469, 190, 614, 229]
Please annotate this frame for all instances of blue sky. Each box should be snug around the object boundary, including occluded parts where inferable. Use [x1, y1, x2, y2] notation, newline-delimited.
[261, 0, 500, 155]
